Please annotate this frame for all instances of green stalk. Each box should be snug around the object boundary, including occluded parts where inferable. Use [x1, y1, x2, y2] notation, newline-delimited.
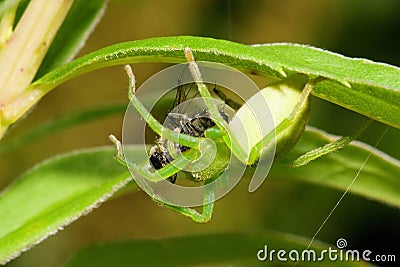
[0, 0, 74, 140]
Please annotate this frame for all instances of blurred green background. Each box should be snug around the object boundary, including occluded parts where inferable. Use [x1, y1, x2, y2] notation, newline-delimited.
[1, 0, 400, 266]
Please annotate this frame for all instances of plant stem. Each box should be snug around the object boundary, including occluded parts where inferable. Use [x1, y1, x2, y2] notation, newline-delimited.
[0, 0, 17, 47]
[0, 0, 74, 140]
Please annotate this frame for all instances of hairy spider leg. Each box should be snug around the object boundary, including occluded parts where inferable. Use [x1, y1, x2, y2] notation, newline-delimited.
[185, 48, 356, 167]
[150, 179, 215, 223]
[109, 135, 198, 182]
[246, 76, 320, 164]
[291, 117, 373, 167]
[184, 48, 248, 162]
[185, 48, 372, 169]
[125, 65, 201, 149]
[185, 48, 320, 165]
[109, 134, 214, 223]
[213, 86, 242, 110]
[117, 66, 220, 222]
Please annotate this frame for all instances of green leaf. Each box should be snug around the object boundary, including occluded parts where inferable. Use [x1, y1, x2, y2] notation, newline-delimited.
[28, 36, 400, 129]
[34, 0, 108, 79]
[272, 126, 400, 208]
[0, 103, 126, 155]
[62, 232, 372, 267]
[1, 127, 398, 263]
[0, 147, 132, 264]
[12, 0, 28, 26]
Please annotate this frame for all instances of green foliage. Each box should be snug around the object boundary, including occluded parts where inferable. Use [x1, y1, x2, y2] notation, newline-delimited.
[35, 0, 108, 79]
[0, 1, 399, 266]
[274, 127, 400, 207]
[1, 128, 399, 263]
[29, 36, 400, 129]
[62, 232, 373, 267]
[0, 103, 125, 155]
[0, 148, 132, 264]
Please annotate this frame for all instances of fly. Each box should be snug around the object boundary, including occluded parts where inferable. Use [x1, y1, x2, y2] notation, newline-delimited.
[149, 79, 229, 183]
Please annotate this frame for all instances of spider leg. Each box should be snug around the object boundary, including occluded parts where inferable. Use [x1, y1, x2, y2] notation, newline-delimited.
[291, 118, 372, 167]
[213, 87, 242, 110]
[185, 49, 325, 165]
[184, 49, 249, 163]
[110, 134, 214, 222]
[109, 135, 199, 182]
[246, 76, 367, 167]
[124, 65, 201, 149]
[151, 180, 215, 223]
[245, 76, 318, 164]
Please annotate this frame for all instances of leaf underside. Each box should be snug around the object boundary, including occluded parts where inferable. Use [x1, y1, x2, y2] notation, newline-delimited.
[30, 36, 400, 129]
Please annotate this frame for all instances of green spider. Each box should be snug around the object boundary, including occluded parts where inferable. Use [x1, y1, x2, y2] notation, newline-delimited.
[109, 48, 369, 223]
